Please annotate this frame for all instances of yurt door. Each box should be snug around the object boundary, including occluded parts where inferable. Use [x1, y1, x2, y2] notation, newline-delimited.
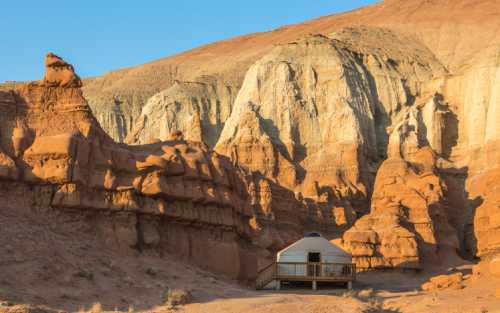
[307, 252, 321, 276]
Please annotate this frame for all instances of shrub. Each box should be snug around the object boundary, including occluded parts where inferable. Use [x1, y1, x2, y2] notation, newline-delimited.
[357, 288, 374, 299]
[89, 302, 103, 313]
[164, 288, 192, 306]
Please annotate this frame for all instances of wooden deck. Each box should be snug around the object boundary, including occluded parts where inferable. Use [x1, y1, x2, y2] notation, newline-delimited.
[256, 262, 356, 290]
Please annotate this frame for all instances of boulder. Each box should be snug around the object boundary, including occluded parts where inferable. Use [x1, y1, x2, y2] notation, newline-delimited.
[421, 273, 464, 291]
[489, 258, 500, 277]
[0, 151, 18, 180]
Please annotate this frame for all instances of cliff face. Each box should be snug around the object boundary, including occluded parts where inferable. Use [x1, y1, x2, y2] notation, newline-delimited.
[79, 0, 500, 270]
[9, 0, 500, 272]
[1, 54, 360, 278]
[215, 29, 446, 218]
[0, 56, 256, 280]
[211, 28, 462, 270]
[82, 0, 500, 144]
[125, 80, 236, 147]
[438, 47, 500, 260]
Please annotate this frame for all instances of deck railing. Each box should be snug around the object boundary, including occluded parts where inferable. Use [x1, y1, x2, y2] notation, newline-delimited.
[256, 262, 355, 289]
[275, 262, 356, 281]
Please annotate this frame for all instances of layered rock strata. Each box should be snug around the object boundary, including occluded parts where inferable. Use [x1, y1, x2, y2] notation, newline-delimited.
[343, 148, 457, 269]
[82, 0, 500, 147]
[79, 1, 500, 267]
[126, 80, 236, 147]
[342, 98, 459, 269]
[0, 54, 259, 280]
[0, 53, 359, 278]
[215, 30, 446, 217]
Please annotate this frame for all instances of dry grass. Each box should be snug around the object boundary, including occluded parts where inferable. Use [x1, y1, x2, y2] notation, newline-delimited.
[77, 302, 103, 313]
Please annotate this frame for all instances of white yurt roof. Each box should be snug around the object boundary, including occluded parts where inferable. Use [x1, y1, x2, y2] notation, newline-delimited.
[277, 233, 351, 260]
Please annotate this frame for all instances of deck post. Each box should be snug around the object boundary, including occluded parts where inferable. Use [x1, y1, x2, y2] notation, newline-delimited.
[276, 280, 281, 291]
[347, 281, 352, 290]
[312, 280, 317, 291]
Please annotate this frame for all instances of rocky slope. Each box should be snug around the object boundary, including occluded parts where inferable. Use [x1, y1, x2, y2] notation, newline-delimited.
[83, 0, 500, 145]
[1, 53, 361, 282]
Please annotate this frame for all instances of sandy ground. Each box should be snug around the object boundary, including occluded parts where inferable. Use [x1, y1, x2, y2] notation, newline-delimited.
[165, 271, 500, 313]
[2, 258, 499, 313]
[1, 205, 500, 313]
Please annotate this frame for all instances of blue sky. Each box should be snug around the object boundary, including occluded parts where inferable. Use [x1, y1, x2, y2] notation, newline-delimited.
[1, 0, 377, 82]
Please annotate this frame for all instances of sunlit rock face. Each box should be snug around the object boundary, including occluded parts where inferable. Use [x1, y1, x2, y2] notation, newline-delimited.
[125, 80, 235, 147]
[343, 147, 458, 270]
[438, 47, 500, 260]
[0, 54, 262, 280]
[0, 54, 367, 279]
[215, 29, 446, 215]
[79, 21, 500, 269]
[340, 83, 460, 269]
[83, 0, 500, 147]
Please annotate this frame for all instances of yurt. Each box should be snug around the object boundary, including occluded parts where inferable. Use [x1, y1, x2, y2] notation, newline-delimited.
[276, 232, 352, 278]
[255, 232, 355, 290]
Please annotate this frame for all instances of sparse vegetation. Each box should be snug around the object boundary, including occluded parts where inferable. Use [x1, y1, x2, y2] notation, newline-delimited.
[74, 270, 94, 281]
[357, 288, 375, 299]
[77, 302, 103, 313]
[342, 290, 357, 298]
[163, 288, 192, 307]
[90, 302, 103, 313]
[146, 267, 157, 277]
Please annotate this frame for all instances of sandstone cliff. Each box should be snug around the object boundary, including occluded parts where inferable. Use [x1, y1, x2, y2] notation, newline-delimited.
[80, 0, 500, 270]
[214, 29, 446, 221]
[83, 0, 500, 145]
[10, 0, 500, 272]
[0, 54, 259, 280]
[1, 54, 362, 279]
[125, 79, 236, 147]
[343, 147, 459, 269]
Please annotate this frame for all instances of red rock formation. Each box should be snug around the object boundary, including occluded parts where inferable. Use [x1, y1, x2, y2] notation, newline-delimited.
[0, 54, 261, 280]
[76, 0, 500, 268]
[421, 273, 465, 291]
[43, 52, 82, 88]
[76, 1, 500, 269]
[0, 53, 358, 279]
[466, 169, 500, 257]
[343, 118, 458, 269]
